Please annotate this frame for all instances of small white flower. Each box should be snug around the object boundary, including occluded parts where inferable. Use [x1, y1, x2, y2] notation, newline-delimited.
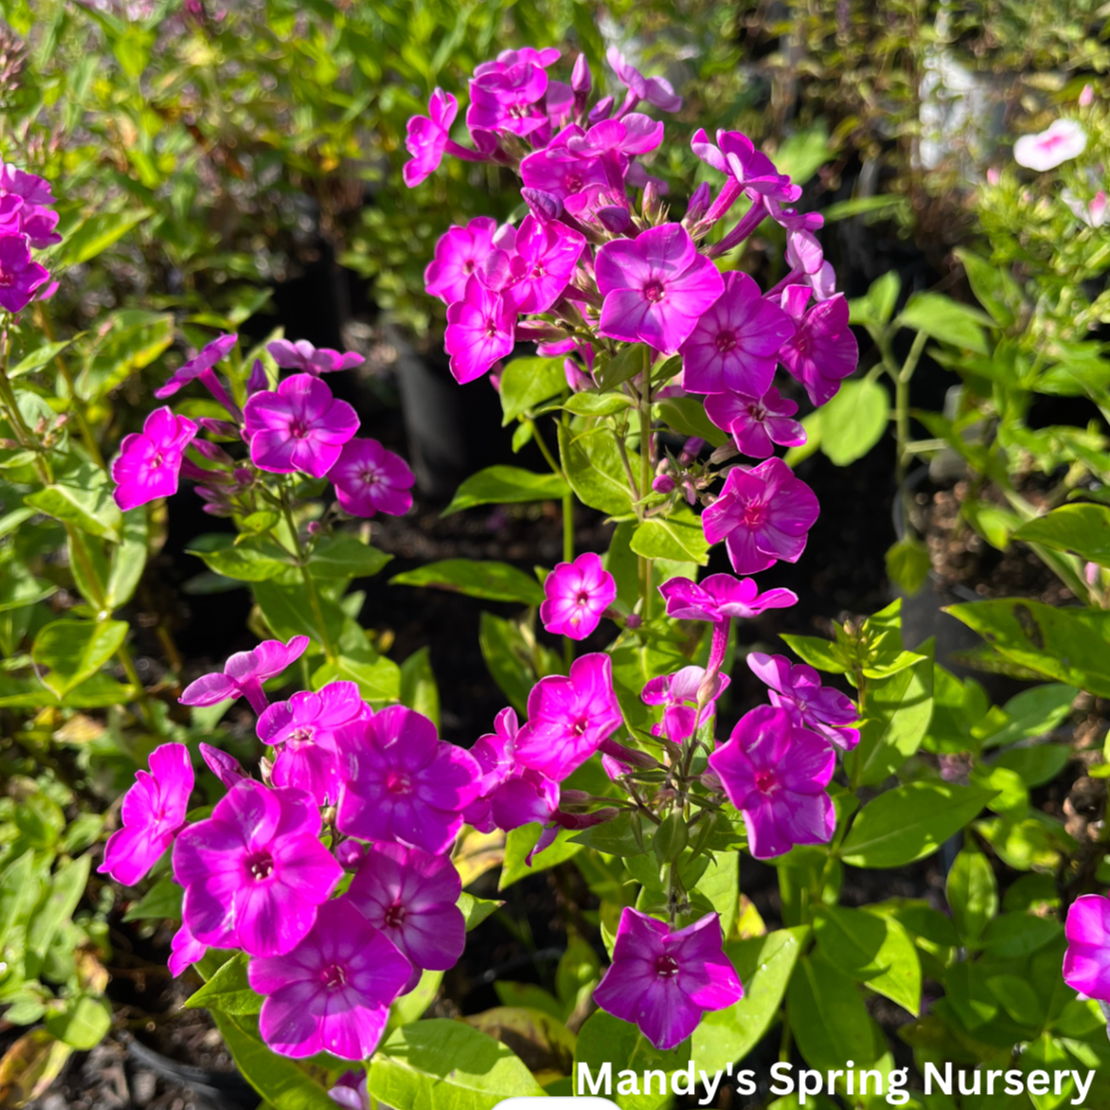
[1014, 118, 1088, 171]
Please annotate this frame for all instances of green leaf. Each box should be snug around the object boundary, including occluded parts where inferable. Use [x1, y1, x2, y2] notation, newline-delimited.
[849, 645, 933, 787]
[458, 893, 502, 932]
[253, 580, 343, 647]
[106, 508, 148, 609]
[779, 634, 850, 674]
[55, 208, 152, 267]
[574, 1009, 690, 1110]
[478, 612, 559, 715]
[692, 927, 806, 1074]
[813, 905, 922, 1014]
[28, 855, 90, 963]
[368, 1019, 545, 1110]
[10, 340, 74, 380]
[565, 392, 634, 417]
[840, 783, 996, 868]
[773, 122, 832, 184]
[945, 598, 1110, 697]
[443, 466, 568, 516]
[981, 912, 1063, 959]
[32, 619, 128, 698]
[630, 507, 709, 566]
[819, 379, 890, 466]
[210, 1010, 336, 1110]
[44, 996, 112, 1050]
[499, 356, 566, 424]
[391, 559, 544, 605]
[962, 498, 1021, 551]
[25, 466, 122, 542]
[885, 536, 931, 594]
[388, 969, 443, 1031]
[499, 825, 580, 889]
[400, 646, 440, 728]
[991, 743, 1070, 787]
[313, 646, 400, 708]
[609, 639, 688, 735]
[786, 953, 885, 1072]
[186, 535, 290, 582]
[848, 271, 901, 327]
[0, 852, 37, 949]
[307, 535, 392, 579]
[597, 344, 646, 390]
[981, 683, 1077, 749]
[946, 846, 997, 944]
[186, 952, 263, 1016]
[955, 247, 1018, 328]
[653, 397, 727, 448]
[122, 876, 183, 922]
[1012, 503, 1110, 567]
[77, 310, 175, 400]
[898, 293, 993, 354]
[568, 812, 648, 856]
[559, 423, 637, 517]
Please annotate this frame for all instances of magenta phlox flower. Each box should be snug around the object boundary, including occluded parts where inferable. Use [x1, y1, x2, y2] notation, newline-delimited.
[467, 61, 549, 138]
[1063, 893, 1110, 1000]
[461, 707, 521, 832]
[492, 770, 566, 863]
[778, 293, 858, 406]
[693, 130, 800, 224]
[199, 741, 249, 788]
[404, 89, 458, 187]
[1014, 119, 1087, 172]
[642, 666, 731, 743]
[173, 779, 343, 956]
[0, 232, 49, 313]
[503, 215, 585, 313]
[606, 47, 683, 115]
[0, 164, 53, 207]
[99, 742, 194, 886]
[514, 653, 623, 781]
[444, 275, 516, 384]
[702, 458, 820, 574]
[594, 907, 742, 1051]
[243, 373, 359, 477]
[476, 46, 561, 75]
[747, 652, 860, 750]
[336, 705, 482, 854]
[258, 681, 366, 804]
[704, 386, 806, 458]
[596, 223, 724, 353]
[540, 552, 617, 641]
[249, 897, 411, 1060]
[267, 338, 364, 376]
[659, 573, 798, 623]
[708, 705, 835, 859]
[326, 437, 414, 518]
[154, 333, 238, 399]
[111, 407, 198, 511]
[680, 272, 794, 396]
[168, 921, 207, 977]
[0, 165, 59, 247]
[180, 635, 309, 715]
[347, 842, 465, 990]
[520, 131, 611, 203]
[566, 114, 665, 172]
[425, 218, 499, 305]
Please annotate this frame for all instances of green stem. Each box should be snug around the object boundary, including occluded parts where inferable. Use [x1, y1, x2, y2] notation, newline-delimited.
[638, 350, 653, 621]
[280, 483, 337, 665]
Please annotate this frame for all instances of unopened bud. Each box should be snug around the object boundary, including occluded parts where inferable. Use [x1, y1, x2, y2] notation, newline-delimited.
[336, 839, 364, 868]
[626, 613, 642, 630]
[597, 205, 631, 234]
[571, 53, 591, 94]
[679, 437, 705, 464]
[307, 520, 322, 536]
[685, 181, 712, 226]
[642, 178, 663, 222]
[589, 95, 614, 124]
[191, 438, 233, 466]
[1080, 83, 1094, 107]
[247, 358, 268, 394]
[652, 473, 676, 494]
[198, 417, 240, 437]
[521, 187, 562, 221]
[709, 441, 739, 465]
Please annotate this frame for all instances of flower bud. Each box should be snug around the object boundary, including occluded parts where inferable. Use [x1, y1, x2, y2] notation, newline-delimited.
[307, 520, 322, 536]
[1081, 83, 1094, 107]
[191, 438, 233, 466]
[679, 437, 705, 464]
[685, 181, 712, 226]
[571, 53, 591, 94]
[642, 178, 663, 222]
[597, 205, 631, 234]
[709, 441, 739, 465]
[626, 613, 642, 630]
[589, 95, 614, 124]
[652, 473, 676, 494]
[198, 417, 240, 437]
[247, 358, 268, 394]
[521, 187, 562, 222]
[336, 839, 364, 869]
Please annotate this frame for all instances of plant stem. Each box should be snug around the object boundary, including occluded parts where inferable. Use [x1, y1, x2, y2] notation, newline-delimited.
[280, 483, 337, 665]
[638, 350, 653, 621]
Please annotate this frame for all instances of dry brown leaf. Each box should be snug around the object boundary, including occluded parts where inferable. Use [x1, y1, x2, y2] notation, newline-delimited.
[0, 1029, 72, 1109]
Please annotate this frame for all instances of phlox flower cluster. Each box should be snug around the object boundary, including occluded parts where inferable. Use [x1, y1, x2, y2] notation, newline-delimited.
[398, 43, 869, 1054]
[109, 335, 415, 525]
[100, 635, 483, 1061]
[0, 164, 58, 313]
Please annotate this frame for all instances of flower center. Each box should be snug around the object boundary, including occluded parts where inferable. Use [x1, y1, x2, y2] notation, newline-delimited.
[245, 850, 274, 881]
[576, 590, 590, 607]
[754, 770, 776, 794]
[566, 172, 583, 192]
[150, 452, 164, 469]
[288, 726, 313, 745]
[485, 317, 501, 338]
[746, 403, 767, 422]
[384, 903, 406, 929]
[654, 954, 680, 979]
[321, 962, 348, 989]
[386, 771, 412, 795]
[289, 420, 309, 439]
[0, 264, 12, 288]
[740, 500, 766, 529]
[572, 716, 589, 736]
[715, 330, 737, 353]
[643, 279, 666, 304]
[360, 468, 381, 487]
[464, 260, 476, 274]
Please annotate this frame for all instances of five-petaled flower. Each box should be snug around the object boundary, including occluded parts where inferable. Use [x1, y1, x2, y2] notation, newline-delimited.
[540, 552, 617, 641]
[111, 407, 198, 511]
[179, 635, 309, 716]
[243, 373, 359, 478]
[99, 743, 194, 887]
[1063, 893, 1110, 1001]
[0, 232, 49, 313]
[326, 437, 415, 518]
[747, 652, 860, 750]
[594, 907, 743, 1050]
